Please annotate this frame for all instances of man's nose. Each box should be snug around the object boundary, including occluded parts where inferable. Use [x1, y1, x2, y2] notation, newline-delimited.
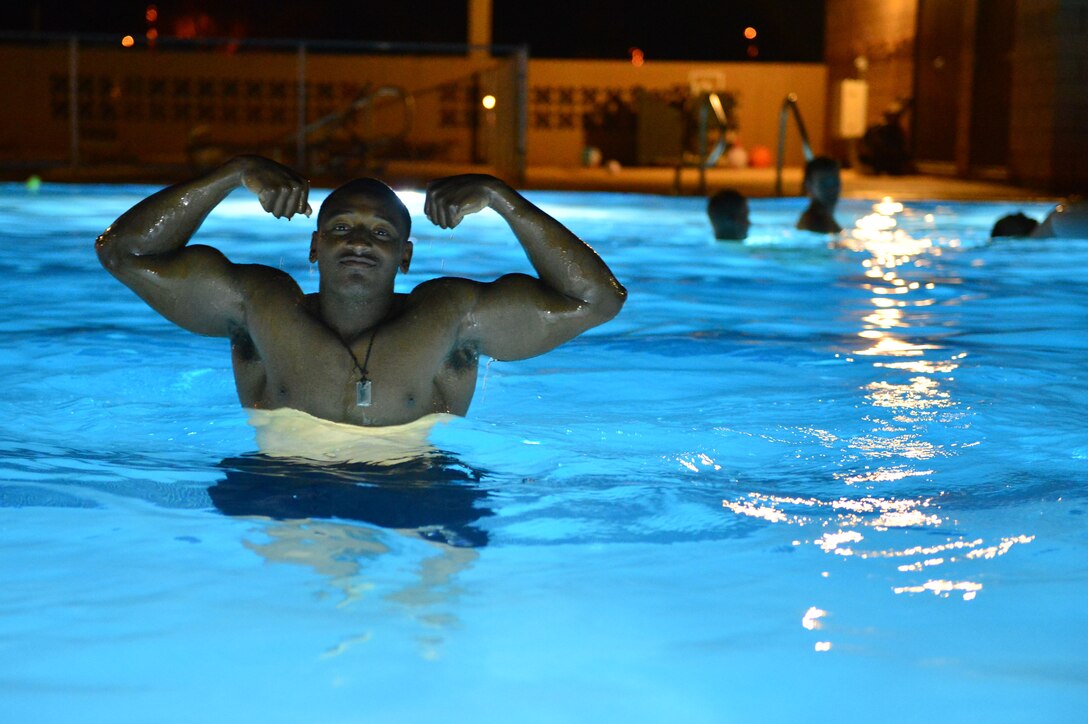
[343, 232, 373, 249]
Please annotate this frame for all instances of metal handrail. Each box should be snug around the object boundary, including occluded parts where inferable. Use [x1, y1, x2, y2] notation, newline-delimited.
[774, 93, 815, 196]
[674, 91, 732, 195]
[297, 85, 413, 141]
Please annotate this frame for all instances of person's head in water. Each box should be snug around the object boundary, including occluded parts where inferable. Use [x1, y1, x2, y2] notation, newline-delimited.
[796, 156, 843, 233]
[803, 156, 841, 209]
[707, 188, 750, 241]
[309, 178, 414, 284]
[990, 212, 1039, 238]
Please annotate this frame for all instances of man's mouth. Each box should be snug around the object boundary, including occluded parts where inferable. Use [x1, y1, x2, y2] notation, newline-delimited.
[339, 252, 378, 268]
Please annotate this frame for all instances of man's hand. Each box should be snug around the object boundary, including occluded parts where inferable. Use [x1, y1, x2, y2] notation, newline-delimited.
[424, 174, 509, 229]
[237, 155, 312, 220]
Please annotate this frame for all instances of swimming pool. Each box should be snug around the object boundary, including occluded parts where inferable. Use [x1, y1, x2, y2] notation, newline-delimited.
[1, 181, 1084, 722]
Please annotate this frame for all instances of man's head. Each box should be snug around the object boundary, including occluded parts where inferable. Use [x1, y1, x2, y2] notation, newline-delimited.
[707, 188, 750, 241]
[310, 178, 413, 285]
[803, 156, 841, 209]
[990, 212, 1039, 238]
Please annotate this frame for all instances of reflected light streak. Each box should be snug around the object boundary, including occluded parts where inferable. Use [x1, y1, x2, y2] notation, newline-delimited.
[853, 336, 942, 357]
[874, 197, 904, 215]
[723, 492, 943, 532]
[839, 466, 933, 484]
[816, 530, 864, 555]
[965, 534, 1035, 559]
[802, 606, 827, 630]
[677, 452, 722, 472]
[874, 357, 962, 374]
[862, 307, 905, 329]
[864, 377, 955, 411]
[847, 433, 941, 460]
[893, 579, 982, 600]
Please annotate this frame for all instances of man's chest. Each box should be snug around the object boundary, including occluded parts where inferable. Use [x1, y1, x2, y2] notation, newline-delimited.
[237, 303, 478, 424]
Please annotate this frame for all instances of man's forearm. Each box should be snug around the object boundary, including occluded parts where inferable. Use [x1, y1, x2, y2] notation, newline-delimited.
[96, 158, 244, 262]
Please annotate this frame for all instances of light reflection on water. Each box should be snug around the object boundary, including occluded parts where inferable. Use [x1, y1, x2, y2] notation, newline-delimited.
[1, 183, 1083, 717]
[720, 196, 1039, 634]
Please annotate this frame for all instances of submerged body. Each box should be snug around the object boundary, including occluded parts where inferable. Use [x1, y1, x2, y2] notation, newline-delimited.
[96, 155, 626, 427]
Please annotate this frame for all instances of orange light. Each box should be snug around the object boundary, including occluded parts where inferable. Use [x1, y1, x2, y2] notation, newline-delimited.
[481, 94, 496, 110]
[121, 35, 135, 48]
[629, 47, 644, 67]
[744, 26, 757, 40]
[146, 5, 158, 23]
[146, 28, 159, 40]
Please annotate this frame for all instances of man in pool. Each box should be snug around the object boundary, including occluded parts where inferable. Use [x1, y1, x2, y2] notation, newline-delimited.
[96, 154, 627, 428]
[796, 156, 843, 234]
[990, 201, 1088, 239]
[707, 188, 750, 241]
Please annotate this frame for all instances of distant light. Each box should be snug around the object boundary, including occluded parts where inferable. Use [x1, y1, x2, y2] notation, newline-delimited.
[629, 47, 644, 67]
[146, 5, 158, 23]
[146, 28, 159, 40]
[121, 35, 135, 47]
[744, 26, 757, 40]
[747, 44, 759, 58]
[481, 94, 496, 110]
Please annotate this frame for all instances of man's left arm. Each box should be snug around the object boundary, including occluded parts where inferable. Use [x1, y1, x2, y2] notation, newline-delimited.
[424, 174, 627, 360]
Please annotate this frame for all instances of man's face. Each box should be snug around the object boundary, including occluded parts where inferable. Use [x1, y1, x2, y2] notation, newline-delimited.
[309, 190, 412, 286]
[807, 170, 841, 208]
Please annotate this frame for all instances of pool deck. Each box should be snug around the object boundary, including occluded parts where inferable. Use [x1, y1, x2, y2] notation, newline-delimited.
[388, 162, 1064, 202]
[7, 160, 1062, 203]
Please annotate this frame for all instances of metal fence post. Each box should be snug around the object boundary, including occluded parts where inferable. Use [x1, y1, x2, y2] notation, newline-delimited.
[68, 35, 79, 168]
[296, 42, 307, 171]
[514, 45, 528, 184]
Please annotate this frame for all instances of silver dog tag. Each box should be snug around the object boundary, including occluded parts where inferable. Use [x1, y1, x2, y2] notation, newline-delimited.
[356, 380, 372, 407]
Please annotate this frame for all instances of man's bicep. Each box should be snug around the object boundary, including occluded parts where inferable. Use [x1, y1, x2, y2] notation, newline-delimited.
[468, 273, 596, 361]
[105, 244, 247, 337]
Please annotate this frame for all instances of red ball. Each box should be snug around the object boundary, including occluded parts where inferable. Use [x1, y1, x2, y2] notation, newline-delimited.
[749, 145, 773, 168]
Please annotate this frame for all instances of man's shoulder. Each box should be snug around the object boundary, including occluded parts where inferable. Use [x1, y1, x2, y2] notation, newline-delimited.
[410, 275, 481, 299]
[233, 262, 303, 299]
[409, 273, 538, 303]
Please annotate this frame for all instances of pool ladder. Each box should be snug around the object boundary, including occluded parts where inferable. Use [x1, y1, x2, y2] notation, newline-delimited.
[775, 93, 815, 196]
[673, 91, 732, 195]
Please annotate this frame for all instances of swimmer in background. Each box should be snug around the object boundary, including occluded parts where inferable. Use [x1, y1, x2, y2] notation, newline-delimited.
[796, 156, 843, 234]
[97, 155, 627, 428]
[990, 201, 1088, 239]
[707, 188, 750, 241]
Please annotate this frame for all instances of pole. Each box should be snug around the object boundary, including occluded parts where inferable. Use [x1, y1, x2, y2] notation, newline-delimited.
[68, 36, 79, 168]
[296, 43, 307, 171]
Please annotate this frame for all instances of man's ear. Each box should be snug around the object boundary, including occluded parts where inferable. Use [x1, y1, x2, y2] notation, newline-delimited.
[309, 231, 318, 263]
[399, 240, 414, 273]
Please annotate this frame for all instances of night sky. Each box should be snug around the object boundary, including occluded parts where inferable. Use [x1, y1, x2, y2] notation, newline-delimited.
[6, 1, 825, 62]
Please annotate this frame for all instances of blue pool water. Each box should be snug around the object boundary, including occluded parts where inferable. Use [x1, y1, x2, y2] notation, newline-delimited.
[0, 182, 1085, 722]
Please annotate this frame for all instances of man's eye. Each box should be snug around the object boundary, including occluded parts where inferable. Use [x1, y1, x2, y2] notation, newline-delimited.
[374, 227, 389, 236]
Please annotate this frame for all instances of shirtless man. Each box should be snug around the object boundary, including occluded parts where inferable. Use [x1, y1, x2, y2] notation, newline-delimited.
[96, 155, 627, 427]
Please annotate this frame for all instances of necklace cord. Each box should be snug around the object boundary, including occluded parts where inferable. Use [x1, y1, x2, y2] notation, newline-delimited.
[342, 327, 378, 382]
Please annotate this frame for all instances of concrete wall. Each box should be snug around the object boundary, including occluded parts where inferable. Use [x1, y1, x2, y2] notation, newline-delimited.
[0, 41, 826, 177]
[526, 59, 828, 168]
[0, 43, 518, 174]
[1009, 0, 1088, 192]
[822, 0, 918, 161]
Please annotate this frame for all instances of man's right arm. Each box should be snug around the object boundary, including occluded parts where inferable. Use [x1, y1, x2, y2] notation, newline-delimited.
[95, 155, 310, 337]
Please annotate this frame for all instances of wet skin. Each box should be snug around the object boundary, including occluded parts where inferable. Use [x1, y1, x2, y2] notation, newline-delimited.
[97, 155, 626, 427]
